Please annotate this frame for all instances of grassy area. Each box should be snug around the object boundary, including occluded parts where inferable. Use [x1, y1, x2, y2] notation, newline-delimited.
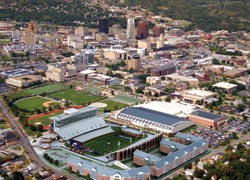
[181, 125, 198, 133]
[50, 90, 104, 105]
[102, 100, 127, 111]
[109, 164, 124, 170]
[6, 83, 68, 100]
[83, 86, 101, 93]
[110, 85, 124, 91]
[15, 96, 50, 111]
[0, 40, 11, 45]
[27, 83, 68, 95]
[29, 111, 63, 126]
[111, 95, 143, 105]
[0, 121, 8, 129]
[84, 131, 141, 156]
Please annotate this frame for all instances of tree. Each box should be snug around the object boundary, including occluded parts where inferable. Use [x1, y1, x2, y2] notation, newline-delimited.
[165, 96, 171, 102]
[136, 87, 143, 94]
[237, 104, 245, 112]
[12, 171, 24, 180]
[194, 168, 205, 178]
[184, 162, 192, 170]
[86, 173, 91, 180]
[54, 160, 59, 166]
[231, 132, 238, 139]
[64, 100, 70, 107]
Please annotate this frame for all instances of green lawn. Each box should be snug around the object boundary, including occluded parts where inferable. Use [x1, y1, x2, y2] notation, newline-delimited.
[111, 95, 143, 105]
[102, 100, 127, 111]
[84, 128, 141, 156]
[15, 96, 50, 111]
[27, 83, 68, 95]
[6, 83, 68, 101]
[0, 121, 8, 129]
[29, 111, 63, 126]
[50, 90, 104, 105]
[0, 40, 11, 45]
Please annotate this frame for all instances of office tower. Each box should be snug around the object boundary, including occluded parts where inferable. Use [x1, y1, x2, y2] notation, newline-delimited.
[99, 18, 109, 34]
[126, 17, 136, 39]
[22, 31, 35, 45]
[27, 20, 37, 34]
[137, 21, 149, 40]
[153, 26, 165, 37]
[127, 55, 141, 71]
[157, 34, 164, 49]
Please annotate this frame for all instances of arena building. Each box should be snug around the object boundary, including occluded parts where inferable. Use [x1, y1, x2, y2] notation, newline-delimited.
[113, 106, 194, 134]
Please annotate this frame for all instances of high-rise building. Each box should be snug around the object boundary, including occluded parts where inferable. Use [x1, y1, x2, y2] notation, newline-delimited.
[153, 26, 165, 37]
[22, 31, 35, 45]
[127, 54, 141, 71]
[99, 18, 109, 34]
[126, 17, 136, 39]
[75, 27, 89, 37]
[27, 20, 37, 34]
[137, 21, 149, 40]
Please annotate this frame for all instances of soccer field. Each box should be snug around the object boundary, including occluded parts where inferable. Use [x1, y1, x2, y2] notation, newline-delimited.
[84, 130, 140, 156]
[15, 96, 50, 112]
[27, 83, 68, 95]
[50, 90, 104, 105]
[7, 83, 68, 100]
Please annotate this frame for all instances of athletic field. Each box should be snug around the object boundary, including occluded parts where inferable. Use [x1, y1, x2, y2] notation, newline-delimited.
[50, 89, 104, 105]
[84, 127, 140, 156]
[111, 95, 143, 105]
[15, 96, 50, 111]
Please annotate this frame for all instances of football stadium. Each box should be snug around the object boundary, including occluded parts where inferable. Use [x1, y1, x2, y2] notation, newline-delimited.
[50, 106, 208, 179]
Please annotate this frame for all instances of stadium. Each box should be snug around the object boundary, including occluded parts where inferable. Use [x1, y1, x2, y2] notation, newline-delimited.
[49, 106, 208, 179]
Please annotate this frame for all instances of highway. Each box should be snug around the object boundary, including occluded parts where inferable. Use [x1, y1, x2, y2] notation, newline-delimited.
[0, 98, 75, 180]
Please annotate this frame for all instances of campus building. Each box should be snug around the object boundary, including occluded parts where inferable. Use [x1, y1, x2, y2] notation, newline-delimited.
[113, 106, 194, 134]
[137, 21, 149, 40]
[187, 110, 227, 128]
[5, 74, 43, 88]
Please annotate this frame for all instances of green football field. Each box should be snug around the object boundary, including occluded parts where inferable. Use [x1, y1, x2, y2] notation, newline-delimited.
[50, 89, 104, 105]
[84, 130, 140, 156]
[15, 96, 50, 111]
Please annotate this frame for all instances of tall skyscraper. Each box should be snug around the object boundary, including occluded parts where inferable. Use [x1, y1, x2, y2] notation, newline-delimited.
[153, 26, 165, 37]
[137, 21, 149, 40]
[126, 17, 136, 39]
[99, 18, 109, 34]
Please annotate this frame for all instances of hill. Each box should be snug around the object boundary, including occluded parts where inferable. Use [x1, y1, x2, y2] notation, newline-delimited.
[122, 0, 250, 32]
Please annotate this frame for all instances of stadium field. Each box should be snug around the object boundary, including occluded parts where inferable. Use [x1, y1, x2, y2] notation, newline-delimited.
[84, 128, 140, 156]
[15, 96, 50, 111]
[50, 89, 104, 105]
[101, 100, 127, 111]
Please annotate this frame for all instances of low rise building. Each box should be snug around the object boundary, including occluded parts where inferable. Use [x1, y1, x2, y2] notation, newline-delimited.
[212, 82, 238, 93]
[188, 110, 227, 128]
[182, 89, 216, 104]
[6, 74, 43, 88]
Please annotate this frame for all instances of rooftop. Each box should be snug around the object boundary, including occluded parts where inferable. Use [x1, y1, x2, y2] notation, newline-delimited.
[190, 110, 225, 122]
[212, 82, 238, 89]
[120, 107, 187, 126]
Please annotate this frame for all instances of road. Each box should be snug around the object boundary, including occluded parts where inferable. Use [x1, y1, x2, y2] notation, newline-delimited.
[162, 133, 250, 179]
[0, 98, 76, 180]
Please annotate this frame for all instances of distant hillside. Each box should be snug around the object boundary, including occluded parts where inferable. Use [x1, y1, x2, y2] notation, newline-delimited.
[0, 0, 126, 27]
[122, 0, 250, 32]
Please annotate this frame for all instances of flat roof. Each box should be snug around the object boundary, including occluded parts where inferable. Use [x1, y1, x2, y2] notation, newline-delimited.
[190, 110, 224, 122]
[120, 107, 187, 126]
[134, 150, 160, 162]
[212, 82, 238, 90]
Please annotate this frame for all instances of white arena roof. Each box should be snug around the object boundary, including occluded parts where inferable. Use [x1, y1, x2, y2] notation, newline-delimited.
[136, 101, 196, 118]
